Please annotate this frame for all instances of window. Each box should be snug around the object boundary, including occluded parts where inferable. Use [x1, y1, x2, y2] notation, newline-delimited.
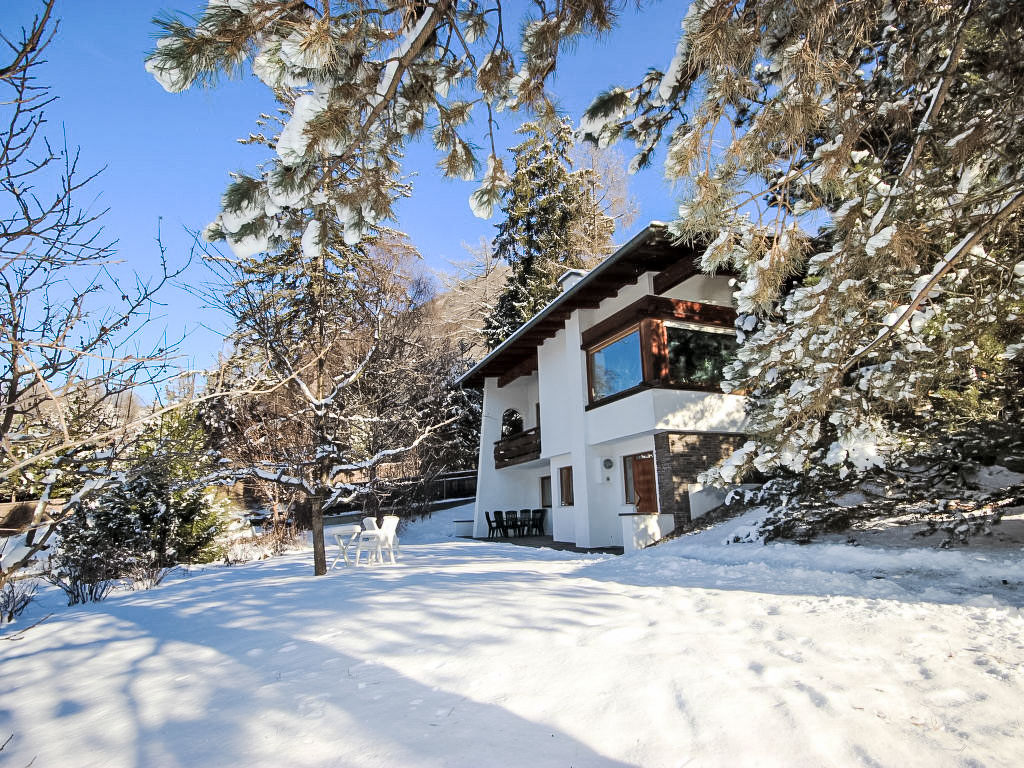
[582, 295, 738, 406]
[558, 466, 574, 506]
[588, 328, 643, 401]
[664, 323, 737, 389]
[540, 475, 552, 507]
[623, 454, 637, 504]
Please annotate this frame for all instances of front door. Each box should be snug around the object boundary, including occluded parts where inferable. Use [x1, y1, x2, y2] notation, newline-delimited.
[629, 452, 658, 515]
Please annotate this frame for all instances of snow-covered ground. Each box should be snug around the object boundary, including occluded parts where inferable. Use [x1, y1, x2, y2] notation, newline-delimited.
[2, 503, 1022, 767]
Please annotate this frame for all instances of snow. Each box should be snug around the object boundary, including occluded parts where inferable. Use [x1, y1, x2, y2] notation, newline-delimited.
[301, 219, 321, 260]
[370, 6, 436, 109]
[226, 231, 270, 260]
[2, 503, 1023, 767]
[277, 94, 327, 166]
[145, 39, 191, 93]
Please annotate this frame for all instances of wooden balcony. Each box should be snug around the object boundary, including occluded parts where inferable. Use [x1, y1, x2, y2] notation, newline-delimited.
[494, 427, 541, 469]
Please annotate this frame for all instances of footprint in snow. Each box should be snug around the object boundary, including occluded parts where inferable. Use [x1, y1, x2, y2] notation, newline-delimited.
[296, 695, 326, 718]
[793, 681, 830, 711]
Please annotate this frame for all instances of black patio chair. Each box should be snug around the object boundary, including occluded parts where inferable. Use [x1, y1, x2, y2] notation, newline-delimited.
[494, 510, 509, 538]
[519, 509, 535, 536]
[484, 511, 501, 539]
[528, 508, 546, 536]
[504, 510, 521, 537]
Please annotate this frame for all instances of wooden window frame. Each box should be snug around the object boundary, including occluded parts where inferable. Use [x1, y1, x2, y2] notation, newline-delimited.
[581, 297, 739, 407]
[558, 466, 574, 506]
[540, 475, 552, 508]
[586, 325, 643, 403]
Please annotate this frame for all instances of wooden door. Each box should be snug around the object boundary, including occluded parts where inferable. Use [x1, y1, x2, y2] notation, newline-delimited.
[632, 453, 657, 515]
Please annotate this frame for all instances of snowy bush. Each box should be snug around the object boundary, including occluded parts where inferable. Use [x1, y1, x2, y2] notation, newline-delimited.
[224, 524, 302, 565]
[0, 578, 36, 625]
[46, 504, 135, 605]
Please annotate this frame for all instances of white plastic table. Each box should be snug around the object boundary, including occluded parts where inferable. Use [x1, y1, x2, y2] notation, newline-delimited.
[330, 524, 363, 569]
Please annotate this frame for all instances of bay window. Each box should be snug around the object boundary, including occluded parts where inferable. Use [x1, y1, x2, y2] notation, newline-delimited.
[583, 301, 738, 405]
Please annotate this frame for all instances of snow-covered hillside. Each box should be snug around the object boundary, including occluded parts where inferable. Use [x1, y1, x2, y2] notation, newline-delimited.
[1, 504, 1021, 767]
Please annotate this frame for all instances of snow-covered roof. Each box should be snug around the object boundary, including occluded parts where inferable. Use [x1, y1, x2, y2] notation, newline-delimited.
[458, 222, 703, 388]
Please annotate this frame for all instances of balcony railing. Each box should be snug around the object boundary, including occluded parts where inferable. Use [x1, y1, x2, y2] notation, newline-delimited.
[494, 427, 541, 469]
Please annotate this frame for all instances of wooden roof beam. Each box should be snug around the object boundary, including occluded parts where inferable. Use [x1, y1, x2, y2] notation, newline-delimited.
[497, 353, 539, 388]
[653, 258, 699, 295]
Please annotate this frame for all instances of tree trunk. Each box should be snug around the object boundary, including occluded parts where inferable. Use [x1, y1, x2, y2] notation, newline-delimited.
[311, 489, 327, 575]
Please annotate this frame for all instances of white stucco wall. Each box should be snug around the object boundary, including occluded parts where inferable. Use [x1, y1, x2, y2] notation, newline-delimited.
[687, 483, 730, 519]
[621, 513, 676, 553]
[586, 389, 747, 446]
[576, 275, 653, 336]
[473, 375, 545, 538]
[663, 274, 734, 306]
[584, 433, 656, 548]
[537, 329, 572, 458]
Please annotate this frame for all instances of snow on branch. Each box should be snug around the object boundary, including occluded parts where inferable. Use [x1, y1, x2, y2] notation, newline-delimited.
[845, 186, 1024, 372]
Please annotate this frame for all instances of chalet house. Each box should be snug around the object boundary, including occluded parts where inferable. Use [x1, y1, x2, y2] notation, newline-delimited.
[458, 222, 748, 552]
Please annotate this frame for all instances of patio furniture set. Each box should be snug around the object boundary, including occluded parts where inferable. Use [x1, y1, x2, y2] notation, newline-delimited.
[330, 515, 400, 569]
[484, 508, 547, 539]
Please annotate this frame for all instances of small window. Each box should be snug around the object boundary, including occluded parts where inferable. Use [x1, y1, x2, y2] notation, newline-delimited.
[558, 466, 574, 506]
[665, 323, 738, 389]
[588, 328, 643, 401]
[540, 475, 552, 507]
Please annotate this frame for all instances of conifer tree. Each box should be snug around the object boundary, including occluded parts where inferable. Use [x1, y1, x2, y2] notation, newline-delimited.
[146, 0, 620, 240]
[583, 1, 1024, 488]
[483, 118, 614, 348]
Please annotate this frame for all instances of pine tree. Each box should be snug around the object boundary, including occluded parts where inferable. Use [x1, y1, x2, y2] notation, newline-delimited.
[583, 1, 1024, 489]
[146, 1, 621, 236]
[483, 118, 614, 348]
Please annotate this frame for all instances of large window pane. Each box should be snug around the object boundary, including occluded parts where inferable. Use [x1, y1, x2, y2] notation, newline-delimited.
[666, 325, 738, 388]
[589, 330, 643, 400]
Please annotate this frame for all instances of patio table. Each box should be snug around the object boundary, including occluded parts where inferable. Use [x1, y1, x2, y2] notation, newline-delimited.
[330, 523, 363, 569]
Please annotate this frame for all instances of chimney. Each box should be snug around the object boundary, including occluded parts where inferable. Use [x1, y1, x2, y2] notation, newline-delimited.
[557, 269, 588, 293]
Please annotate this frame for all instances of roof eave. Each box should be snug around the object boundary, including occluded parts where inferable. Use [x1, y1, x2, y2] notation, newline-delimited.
[456, 222, 671, 389]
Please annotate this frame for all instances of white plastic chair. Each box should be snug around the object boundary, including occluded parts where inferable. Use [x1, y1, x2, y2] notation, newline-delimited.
[379, 515, 400, 563]
[354, 517, 383, 566]
[354, 515, 400, 565]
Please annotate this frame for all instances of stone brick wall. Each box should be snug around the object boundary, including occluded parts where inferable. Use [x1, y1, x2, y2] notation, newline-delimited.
[654, 432, 746, 529]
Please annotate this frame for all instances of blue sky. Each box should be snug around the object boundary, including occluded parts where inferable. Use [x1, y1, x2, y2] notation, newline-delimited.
[4, 1, 689, 370]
